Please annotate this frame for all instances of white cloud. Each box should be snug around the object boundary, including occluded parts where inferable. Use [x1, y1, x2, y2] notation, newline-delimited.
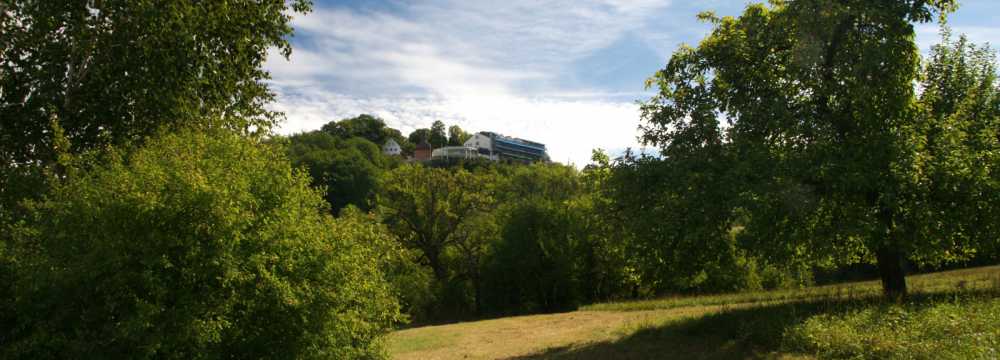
[269, 0, 672, 97]
[265, 0, 674, 167]
[271, 86, 643, 167]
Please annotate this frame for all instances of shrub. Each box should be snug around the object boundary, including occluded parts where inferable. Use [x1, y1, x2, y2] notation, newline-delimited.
[4, 131, 401, 359]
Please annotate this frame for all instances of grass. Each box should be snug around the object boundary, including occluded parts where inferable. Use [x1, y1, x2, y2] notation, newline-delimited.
[582, 266, 1000, 312]
[388, 265, 1000, 359]
[784, 295, 1000, 359]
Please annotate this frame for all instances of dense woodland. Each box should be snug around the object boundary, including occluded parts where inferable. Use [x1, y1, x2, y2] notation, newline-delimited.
[1, 0, 998, 358]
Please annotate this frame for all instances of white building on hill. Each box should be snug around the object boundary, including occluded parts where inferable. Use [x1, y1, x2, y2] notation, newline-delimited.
[382, 139, 402, 156]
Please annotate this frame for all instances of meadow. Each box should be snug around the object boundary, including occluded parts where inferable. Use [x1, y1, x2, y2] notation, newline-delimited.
[388, 265, 1000, 359]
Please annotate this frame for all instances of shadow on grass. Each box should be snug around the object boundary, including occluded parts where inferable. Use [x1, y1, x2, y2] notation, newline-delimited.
[508, 289, 999, 360]
[400, 308, 580, 330]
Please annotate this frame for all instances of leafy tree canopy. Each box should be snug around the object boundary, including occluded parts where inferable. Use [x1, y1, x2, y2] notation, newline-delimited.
[448, 125, 472, 146]
[285, 130, 389, 214]
[430, 120, 449, 148]
[639, 0, 995, 298]
[377, 164, 495, 281]
[320, 114, 410, 150]
[4, 130, 401, 358]
[0, 0, 312, 166]
[407, 121, 470, 149]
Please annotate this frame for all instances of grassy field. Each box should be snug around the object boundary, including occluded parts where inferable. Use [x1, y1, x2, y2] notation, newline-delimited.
[388, 265, 1000, 359]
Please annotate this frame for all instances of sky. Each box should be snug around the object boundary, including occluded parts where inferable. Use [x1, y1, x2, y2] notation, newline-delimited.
[265, 0, 1000, 167]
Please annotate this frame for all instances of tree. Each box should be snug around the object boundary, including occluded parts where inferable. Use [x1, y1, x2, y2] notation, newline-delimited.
[639, 1, 983, 299]
[482, 161, 640, 313]
[3, 130, 401, 358]
[377, 165, 495, 281]
[0, 0, 311, 167]
[482, 201, 583, 314]
[448, 125, 472, 146]
[429, 120, 449, 148]
[336, 206, 436, 323]
[320, 114, 409, 150]
[448, 212, 500, 314]
[604, 150, 749, 293]
[577, 150, 644, 299]
[408, 128, 432, 146]
[500, 162, 582, 204]
[907, 28, 1000, 266]
[285, 131, 387, 214]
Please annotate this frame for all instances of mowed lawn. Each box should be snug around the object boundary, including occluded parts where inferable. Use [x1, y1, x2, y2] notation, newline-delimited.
[388, 265, 1000, 359]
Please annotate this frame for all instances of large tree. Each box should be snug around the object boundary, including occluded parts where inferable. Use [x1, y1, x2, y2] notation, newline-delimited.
[429, 120, 449, 148]
[448, 125, 472, 146]
[408, 128, 432, 146]
[321, 114, 409, 150]
[907, 28, 1000, 265]
[640, 0, 996, 299]
[377, 165, 495, 281]
[0, 0, 311, 167]
[285, 131, 388, 214]
[406, 120, 450, 149]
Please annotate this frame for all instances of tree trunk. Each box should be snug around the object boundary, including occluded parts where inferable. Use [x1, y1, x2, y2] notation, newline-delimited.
[875, 245, 907, 300]
[425, 250, 448, 281]
[473, 273, 482, 315]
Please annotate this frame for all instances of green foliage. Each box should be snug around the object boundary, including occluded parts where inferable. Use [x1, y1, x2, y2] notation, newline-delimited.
[285, 130, 388, 214]
[562, 154, 645, 302]
[336, 207, 435, 323]
[3, 130, 401, 359]
[373, 160, 643, 320]
[408, 128, 432, 146]
[604, 152, 777, 294]
[479, 161, 641, 314]
[447, 212, 502, 313]
[904, 27, 1000, 266]
[482, 201, 583, 314]
[429, 121, 449, 149]
[376, 164, 497, 319]
[321, 114, 411, 153]
[638, 1, 995, 297]
[407, 121, 466, 149]
[0, 0, 311, 166]
[377, 164, 495, 282]
[447, 125, 471, 146]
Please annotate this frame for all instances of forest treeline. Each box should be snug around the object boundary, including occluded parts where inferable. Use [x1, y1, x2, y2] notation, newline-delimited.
[2, 0, 999, 358]
[275, 114, 818, 322]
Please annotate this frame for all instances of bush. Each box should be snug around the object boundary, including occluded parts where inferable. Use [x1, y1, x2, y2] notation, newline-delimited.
[4, 131, 402, 359]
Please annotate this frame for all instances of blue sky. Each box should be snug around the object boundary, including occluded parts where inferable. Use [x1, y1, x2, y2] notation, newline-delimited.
[266, 0, 1000, 166]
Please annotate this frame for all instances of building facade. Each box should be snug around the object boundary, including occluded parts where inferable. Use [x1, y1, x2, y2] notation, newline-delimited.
[413, 141, 433, 161]
[464, 131, 548, 162]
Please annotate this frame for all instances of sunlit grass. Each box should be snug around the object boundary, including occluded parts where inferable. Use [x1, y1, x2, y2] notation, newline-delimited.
[389, 265, 1000, 359]
[582, 265, 1000, 312]
[784, 295, 1000, 359]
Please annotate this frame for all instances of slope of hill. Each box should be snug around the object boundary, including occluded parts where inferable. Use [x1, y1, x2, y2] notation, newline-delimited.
[389, 266, 1000, 359]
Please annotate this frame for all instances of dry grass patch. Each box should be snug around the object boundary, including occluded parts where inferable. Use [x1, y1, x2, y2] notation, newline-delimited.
[388, 265, 1000, 360]
[389, 306, 732, 360]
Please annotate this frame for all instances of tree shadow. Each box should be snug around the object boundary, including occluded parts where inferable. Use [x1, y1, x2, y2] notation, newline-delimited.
[507, 289, 999, 360]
